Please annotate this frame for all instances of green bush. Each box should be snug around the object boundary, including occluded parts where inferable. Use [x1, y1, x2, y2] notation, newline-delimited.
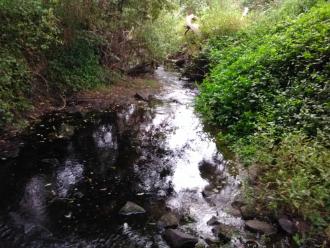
[197, 2, 330, 139]
[0, 0, 176, 129]
[234, 130, 330, 233]
[0, 0, 61, 52]
[196, 1, 330, 239]
[0, 51, 32, 127]
[0, 0, 60, 128]
[47, 37, 106, 92]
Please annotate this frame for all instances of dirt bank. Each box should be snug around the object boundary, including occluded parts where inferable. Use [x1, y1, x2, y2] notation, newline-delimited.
[0, 74, 161, 159]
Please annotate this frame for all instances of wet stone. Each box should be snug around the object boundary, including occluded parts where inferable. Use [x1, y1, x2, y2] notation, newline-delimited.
[201, 189, 213, 198]
[278, 217, 297, 234]
[202, 185, 216, 198]
[158, 213, 179, 229]
[119, 201, 146, 216]
[164, 229, 198, 248]
[245, 220, 276, 235]
[226, 207, 242, 217]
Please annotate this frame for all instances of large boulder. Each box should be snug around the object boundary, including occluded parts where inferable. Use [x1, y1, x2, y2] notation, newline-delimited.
[119, 201, 146, 216]
[158, 213, 179, 229]
[164, 229, 198, 248]
[245, 220, 276, 235]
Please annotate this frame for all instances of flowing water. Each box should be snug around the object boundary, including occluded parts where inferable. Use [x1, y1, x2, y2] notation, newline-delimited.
[0, 68, 270, 247]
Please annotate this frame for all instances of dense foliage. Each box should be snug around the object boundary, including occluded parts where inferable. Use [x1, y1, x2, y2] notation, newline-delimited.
[196, 0, 329, 242]
[0, 0, 177, 129]
[0, 0, 60, 127]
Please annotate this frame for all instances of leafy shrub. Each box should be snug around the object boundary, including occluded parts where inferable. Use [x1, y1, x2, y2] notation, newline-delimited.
[0, 0, 60, 128]
[234, 130, 330, 234]
[197, 2, 330, 140]
[196, 1, 330, 239]
[0, 51, 32, 127]
[47, 37, 106, 92]
[0, 0, 177, 129]
[0, 0, 61, 53]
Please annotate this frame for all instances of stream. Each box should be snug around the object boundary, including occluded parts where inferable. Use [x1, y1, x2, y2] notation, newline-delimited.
[0, 67, 282, 247]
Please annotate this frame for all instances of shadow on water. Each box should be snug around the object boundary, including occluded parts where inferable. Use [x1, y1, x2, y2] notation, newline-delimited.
[0, 67, 284, 247]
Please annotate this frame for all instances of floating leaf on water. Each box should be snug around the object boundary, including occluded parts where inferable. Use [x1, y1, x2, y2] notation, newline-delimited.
[64, 212, 72, 219]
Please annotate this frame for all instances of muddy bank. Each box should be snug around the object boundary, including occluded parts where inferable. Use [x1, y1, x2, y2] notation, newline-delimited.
[0, 75, 161, 159]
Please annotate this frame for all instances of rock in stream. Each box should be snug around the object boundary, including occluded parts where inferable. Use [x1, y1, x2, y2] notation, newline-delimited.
[119, 201, 146, 216]
[245, 220, 276, 235]
[163, 229, 198, 248]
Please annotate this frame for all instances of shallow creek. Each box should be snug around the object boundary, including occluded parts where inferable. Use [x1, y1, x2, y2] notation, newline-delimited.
[0, 67, 282, 247]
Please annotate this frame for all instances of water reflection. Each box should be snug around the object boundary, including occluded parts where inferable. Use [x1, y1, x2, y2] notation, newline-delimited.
[20, 176, 48, 224]
[55, 160, 84, 198]
[0, 67, 245, 247]
[93, 125, 118, 149]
